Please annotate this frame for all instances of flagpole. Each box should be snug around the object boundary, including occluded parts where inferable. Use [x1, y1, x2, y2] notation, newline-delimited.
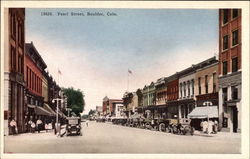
[127, 70, 129, 92]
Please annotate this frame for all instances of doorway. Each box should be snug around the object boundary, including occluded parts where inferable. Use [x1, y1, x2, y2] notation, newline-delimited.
[232, 107, 238, 133]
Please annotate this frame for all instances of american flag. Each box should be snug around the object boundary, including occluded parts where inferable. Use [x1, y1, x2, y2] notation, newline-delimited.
[128, 69, 132, 74]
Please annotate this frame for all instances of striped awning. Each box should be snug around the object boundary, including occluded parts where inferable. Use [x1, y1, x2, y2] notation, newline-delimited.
[188, 106, 218, 119]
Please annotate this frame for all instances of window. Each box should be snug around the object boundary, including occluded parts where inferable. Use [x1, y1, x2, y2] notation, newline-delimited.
[223, 9, 229, 24]
[26, 67, 29, 87]
[232, 30, 239, 46]
[232, 57, 238, 72]
[183, 82, 186, 97]
[213, 73, 216, 93]
[222, 88, 228, 104]
[223, 61, 228, 75]
[232, 9, 238, 19]
[223, 35, 229, 50]
[198, 77, 201, 95]
[180, 84, 182, 98]
[231, 86, 238, 100]
[205, 75, 208, 94]
[187, 81, 190, 97]
[192, 80, 194, 96]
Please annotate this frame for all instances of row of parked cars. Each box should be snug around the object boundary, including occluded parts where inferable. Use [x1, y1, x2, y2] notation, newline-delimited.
[96, 114, 194, 135]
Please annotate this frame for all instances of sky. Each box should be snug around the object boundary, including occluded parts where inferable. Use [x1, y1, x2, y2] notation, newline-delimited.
[25, 8, 218, 114]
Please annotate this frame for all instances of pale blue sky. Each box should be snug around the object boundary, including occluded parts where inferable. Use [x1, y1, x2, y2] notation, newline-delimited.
[25, 8, 218, 113]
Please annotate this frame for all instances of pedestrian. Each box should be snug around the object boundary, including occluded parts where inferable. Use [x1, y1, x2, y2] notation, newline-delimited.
[45, 122, 48, 132]
[36, 118, 43, 133]
[214, 120, 218, 134]
[203, 120, 208, 133]
[28, 119, 33, 133]
[10, 118, 17, 135]
[208, 120, 214, 134]
[86, 120, 88, 127]
[31, 121, 36, 133]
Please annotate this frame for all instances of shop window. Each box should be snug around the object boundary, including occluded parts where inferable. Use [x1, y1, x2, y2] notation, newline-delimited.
[232, 57, 238, 72]
[223, 35, 229, 50]
[232, 30, 239, 46]
[231, 86, 238, 100]
[223, 9, 229, 24]
[232, 9, 238, 19]
[223, 61, 228, 75]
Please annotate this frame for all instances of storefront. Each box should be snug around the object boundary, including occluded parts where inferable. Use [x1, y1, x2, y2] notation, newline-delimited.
[188, 106, 219, 131]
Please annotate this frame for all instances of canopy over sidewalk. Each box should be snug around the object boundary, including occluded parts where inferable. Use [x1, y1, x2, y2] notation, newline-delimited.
[188, 106, 218, 119]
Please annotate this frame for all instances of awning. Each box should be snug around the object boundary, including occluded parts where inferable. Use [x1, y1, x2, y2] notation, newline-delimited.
[35, 106, 52, 116]
[188, 106, 218, 119]
[27, 104, 36, 109]
[43, 103, 57, 116]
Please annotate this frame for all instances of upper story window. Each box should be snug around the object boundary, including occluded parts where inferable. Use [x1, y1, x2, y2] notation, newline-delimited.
[223, 35, 229, 50]
[191, 80, 194, 95]
[232, 30, 239, 46]
[198, 77, 201, 95]
[213, 73, 216, 93]
[232, 57, 238, 72]
[223, 61, 228, 75]
[187, 81, 190, 96]
[223, 9, 229, 24]
[180, 83, 182, 98]
[232, 9, 238, 19]
[183, 82, 186, 97]
[205, 75, 208, 94]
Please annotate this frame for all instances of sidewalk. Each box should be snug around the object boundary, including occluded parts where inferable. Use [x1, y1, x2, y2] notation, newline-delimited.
[193, 130, 241, 138]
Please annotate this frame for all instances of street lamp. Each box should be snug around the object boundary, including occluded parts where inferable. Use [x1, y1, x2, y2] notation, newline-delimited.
[52, 97, 64, 137]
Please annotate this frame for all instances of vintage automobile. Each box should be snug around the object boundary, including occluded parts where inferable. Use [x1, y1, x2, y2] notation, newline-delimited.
[66, 117, 82, 136]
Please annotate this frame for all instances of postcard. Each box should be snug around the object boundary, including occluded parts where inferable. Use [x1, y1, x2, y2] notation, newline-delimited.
[0, 1, 249, 159]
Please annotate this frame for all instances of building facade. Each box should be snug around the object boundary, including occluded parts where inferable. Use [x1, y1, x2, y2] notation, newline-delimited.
[102, 96, 123, 117]
[25, 42, 52, 120]
[166, 74, 179, 119]
[218, 9, 242, 133]
[155, 77, 167, 119]
[4, 8, 26, 135]
[194, 57, 219, 107]
[178, 67, 196, 122]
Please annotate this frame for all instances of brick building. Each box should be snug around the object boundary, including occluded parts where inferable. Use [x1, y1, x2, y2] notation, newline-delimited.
[102, 96, 123, 117]
[4, 8, 26, 135]
[166, 74, 179, 119]
[25, 42, 52, 120]
[218, 9, 242, 133]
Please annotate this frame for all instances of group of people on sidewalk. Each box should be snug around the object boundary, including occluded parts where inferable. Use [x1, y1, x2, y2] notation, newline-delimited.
[200, 119, 218, 134]
[9, 117, 57, 135]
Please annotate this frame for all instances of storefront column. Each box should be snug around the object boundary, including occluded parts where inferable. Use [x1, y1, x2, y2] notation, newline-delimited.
[218, 87, 223, 129]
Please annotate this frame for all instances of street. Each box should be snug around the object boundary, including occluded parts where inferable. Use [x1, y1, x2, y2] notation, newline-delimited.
[4, 121, 240, 153]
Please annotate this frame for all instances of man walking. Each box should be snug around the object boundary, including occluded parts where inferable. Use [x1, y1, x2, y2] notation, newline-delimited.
[36, 118, 43, 133]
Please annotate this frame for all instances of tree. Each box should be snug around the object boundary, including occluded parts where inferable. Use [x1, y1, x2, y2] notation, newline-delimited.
[62, 87, 85, 116]
[136, 89, 143, 106]
[88, 109, 96, 116]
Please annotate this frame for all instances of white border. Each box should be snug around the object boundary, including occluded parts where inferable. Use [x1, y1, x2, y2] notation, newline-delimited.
[1, 1, 249, 159]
